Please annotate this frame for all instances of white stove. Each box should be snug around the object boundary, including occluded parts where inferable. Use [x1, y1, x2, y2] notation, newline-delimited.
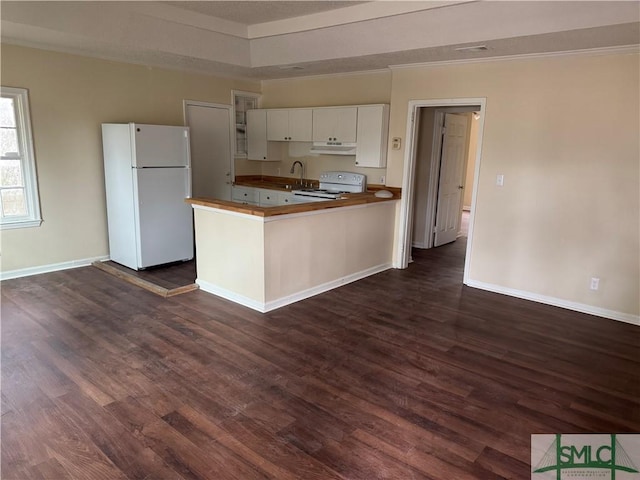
[292, 171, 366, 201]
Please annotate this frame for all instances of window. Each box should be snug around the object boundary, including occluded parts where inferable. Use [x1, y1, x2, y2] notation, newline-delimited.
[0, 87, 41, 229]
[232, 90, 260, 157]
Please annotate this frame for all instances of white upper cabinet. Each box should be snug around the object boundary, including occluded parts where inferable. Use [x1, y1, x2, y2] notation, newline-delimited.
[266, 109, 312, 141]
[355, 105, 390, 168]
[312, 107, 357, 143]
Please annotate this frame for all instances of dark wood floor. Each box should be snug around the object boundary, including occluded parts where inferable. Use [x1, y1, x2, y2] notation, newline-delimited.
[2, 239, 639, 479]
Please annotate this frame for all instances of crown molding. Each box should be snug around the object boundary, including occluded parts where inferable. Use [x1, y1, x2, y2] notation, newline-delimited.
[389, 44, 640, 71]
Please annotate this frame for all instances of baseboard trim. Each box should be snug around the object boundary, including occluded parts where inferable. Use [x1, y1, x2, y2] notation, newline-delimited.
[197, 263, 392, 313]
[196, 280, 267, 312]
[1, 255, 110, 281]
[264, 263, 392, 312]
[465, 279, 640, 326]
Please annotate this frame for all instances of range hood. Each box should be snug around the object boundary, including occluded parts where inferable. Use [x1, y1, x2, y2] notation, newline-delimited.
[310, 141, 356, 156]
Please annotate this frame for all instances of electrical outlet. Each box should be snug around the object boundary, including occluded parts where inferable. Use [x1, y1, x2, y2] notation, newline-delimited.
[496, 174, 504, 187]
[379, 175, 386, 184]
[277, 168, 280, 175]
[590, 277, 600, 291]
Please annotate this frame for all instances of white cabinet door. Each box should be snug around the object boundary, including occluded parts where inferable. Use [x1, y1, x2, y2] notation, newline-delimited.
[266, 110, 289, 141]
[313, 107, 357, 142]
[247, 109, 268, 160]
[231, 186, 258, 204]
[288, 109, 312, 141]
[258, 189, 279, 206]
[277, 191, 296, 205]
[266, 109, 312, 141]
[355, 105, 389, 168]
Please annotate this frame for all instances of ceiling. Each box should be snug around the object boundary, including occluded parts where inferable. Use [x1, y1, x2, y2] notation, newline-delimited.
[2, 1, 639, 81]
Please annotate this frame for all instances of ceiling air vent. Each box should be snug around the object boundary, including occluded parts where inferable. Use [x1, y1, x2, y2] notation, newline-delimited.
[454, 45, 488, 53]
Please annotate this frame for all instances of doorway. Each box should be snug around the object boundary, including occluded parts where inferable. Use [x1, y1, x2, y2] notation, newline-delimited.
[184, 101, 234, 200]
[412, 107, 479, 250]
[396, 98, 486, 286]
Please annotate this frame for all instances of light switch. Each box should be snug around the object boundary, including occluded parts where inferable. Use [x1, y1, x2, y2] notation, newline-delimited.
[496, 174, 504, 186]
[392, 137, 402, 150]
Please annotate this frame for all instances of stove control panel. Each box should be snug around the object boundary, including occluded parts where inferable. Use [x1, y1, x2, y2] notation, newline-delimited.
[319, 171, 366, 188]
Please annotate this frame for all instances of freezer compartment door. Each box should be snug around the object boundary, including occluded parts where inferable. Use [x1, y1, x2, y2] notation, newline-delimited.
[134, 168, 194, 269]
[132, 124, 190, 168]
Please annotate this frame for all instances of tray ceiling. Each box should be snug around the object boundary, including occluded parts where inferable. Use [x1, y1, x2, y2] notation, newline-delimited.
[2, 1, 638, 80]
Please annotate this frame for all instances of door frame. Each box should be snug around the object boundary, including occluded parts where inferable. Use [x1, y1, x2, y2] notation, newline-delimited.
[183, 100, 235, 186]
[396, 97, 486, 286]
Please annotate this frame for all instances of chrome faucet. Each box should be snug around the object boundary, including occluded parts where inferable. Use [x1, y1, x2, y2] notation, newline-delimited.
[290, 160, 304, 186]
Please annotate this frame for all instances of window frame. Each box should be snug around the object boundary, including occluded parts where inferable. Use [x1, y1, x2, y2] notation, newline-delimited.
[0, 86, 42, 230]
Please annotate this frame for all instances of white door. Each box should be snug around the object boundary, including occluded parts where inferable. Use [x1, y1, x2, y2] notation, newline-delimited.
[132, 124, 190, 167]
[434, 113, 468, 247]
[134, 168, 193, 268]
[185, 103, 233, 200]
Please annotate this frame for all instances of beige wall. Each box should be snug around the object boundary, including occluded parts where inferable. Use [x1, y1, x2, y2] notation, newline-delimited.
[192, 201, 396, 311]
[260, 70, 391, 108]
[464, 114, 479, 209]
[1, 45, 260, 272]
[193, 208, 265, 303]
[265, 202, 395, 301]
[389, 52, 640, 317]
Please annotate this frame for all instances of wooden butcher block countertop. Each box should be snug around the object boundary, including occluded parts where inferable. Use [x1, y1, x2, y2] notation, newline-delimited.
[186, 176, 401, 218]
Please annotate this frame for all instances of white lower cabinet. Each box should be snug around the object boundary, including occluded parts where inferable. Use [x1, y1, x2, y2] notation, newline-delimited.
[234, 186, 313, 206]
[231, 186, 259, 205]
[278, 191, 309, 205]
[258, 189, 279, 206]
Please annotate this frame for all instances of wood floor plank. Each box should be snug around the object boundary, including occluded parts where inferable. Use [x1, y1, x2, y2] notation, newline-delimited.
[2, 238, 638, 479]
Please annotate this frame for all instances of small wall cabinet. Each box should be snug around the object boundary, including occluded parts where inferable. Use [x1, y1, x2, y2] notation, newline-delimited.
[232, 90, 260, 158]
[312, 107, 357, 143]
[355, 104, 390, 168]
[266, 109, 312, 141]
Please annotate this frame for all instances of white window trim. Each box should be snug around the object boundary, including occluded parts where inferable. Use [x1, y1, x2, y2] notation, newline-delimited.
[1, 86, 42, 230]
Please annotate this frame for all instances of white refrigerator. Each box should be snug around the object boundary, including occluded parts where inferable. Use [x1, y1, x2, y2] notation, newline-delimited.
[102, 123, 194, 270]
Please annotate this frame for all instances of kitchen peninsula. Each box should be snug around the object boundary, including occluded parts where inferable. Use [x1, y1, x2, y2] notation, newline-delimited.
[186, 187, 399, 313]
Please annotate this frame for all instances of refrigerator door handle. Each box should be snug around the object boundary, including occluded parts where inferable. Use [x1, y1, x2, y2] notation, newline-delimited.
[185, 167, 192, 198]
